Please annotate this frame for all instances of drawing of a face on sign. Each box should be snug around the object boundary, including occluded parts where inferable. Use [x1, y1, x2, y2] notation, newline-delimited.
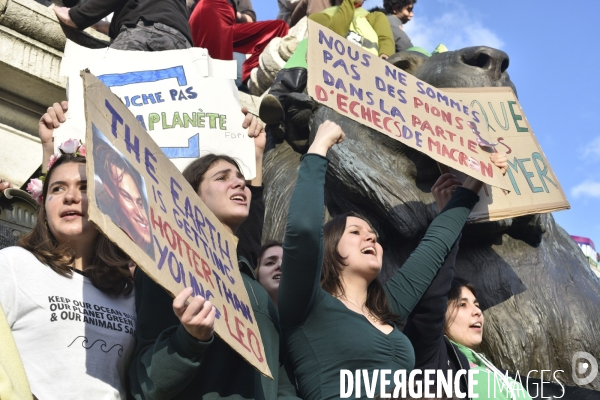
[92, 124, 155, 260]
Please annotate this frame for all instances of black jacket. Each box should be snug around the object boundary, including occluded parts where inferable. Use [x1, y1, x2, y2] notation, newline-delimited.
[236, 185, 264, 271]
[69, 0, 192, 43]
[403, 238, 472, 399]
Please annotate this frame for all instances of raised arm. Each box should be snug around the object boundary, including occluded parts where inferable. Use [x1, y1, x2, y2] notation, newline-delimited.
[384, 185, 478, 320]
[236, 109, 266, 269]
[366, 11, 395, 57]
[278, 121, 345, 328]
[39, 102, 68, 172]
[403, 238, 459, 368]
[384, 154, 508, 320]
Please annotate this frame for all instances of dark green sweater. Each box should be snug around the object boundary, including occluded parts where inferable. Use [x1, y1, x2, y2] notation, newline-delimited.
[278, 154, 479, 400]
[128, 185, 299, 399]
[129, 258, 299, 399]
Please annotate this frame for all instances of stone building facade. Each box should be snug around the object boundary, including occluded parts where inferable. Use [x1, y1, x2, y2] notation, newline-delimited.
[0, 0, 107, 243]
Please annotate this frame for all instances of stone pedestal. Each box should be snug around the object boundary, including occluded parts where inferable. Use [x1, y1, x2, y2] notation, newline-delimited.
[0, 0, 108, 187]
[0, 0, 108, 242]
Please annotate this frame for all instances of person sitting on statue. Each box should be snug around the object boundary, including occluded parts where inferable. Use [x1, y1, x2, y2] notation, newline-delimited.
[258, 0, 394, 147]
[383, 0, 416, 53]
[188, 0, 289, 91]
[53, 0, 192, 51]
[285, 0, 342, 28]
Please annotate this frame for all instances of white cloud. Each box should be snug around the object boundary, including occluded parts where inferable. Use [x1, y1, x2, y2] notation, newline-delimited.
[582, 136, 600, 159]
[369, 0, 504, 52]
[405, 12, 503, 52]
[571, 180, 600, 199]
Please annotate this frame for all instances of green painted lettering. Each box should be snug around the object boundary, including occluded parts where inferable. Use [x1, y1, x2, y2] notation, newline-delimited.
[148, 113, 159, 131]
[207, 113, 219, 129]
[508, 101, 528, 132]
[532, 152, 558, 193]
[517, 158, 543, 193]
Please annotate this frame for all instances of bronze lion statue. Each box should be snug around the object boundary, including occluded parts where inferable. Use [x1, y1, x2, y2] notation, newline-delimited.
[261, 45, 600, 390]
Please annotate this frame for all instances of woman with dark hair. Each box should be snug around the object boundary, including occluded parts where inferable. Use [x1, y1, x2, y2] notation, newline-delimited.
[404, 261, 532, 400]
[278, 120, 507, 399]
[128, 114, 300, 399]
[0, 143, 135, 399]
[256, 240, 283, 306]
[383, 0, 416, 53]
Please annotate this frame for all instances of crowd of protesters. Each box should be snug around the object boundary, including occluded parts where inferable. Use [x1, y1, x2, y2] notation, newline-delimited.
[0, 0, 544, 399]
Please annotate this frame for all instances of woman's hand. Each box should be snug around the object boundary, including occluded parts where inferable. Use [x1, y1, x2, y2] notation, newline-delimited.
[460, 152, 510, 194]
[490, 152, 508, 175]
[0, 178, 13, 193]
[431, 173, 463, 211]
[307, 120, 345, 156]
[39, 101, 68, 172]
[173, 287, 216, 342]
[242, 107, 264, 139]
[242, 107, 266, 156]
[242, 107, 266, 186]
[53, 6, 78, 29]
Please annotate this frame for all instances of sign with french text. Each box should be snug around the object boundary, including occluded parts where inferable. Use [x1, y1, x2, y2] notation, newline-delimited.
[307, 20, 509, 190]
[442, 87, 569, 221]
[83, 72, 271, 378]
[59, 41, 255, 178]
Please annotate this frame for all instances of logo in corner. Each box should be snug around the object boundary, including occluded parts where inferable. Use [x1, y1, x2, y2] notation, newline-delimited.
[572, 351, 598, 385]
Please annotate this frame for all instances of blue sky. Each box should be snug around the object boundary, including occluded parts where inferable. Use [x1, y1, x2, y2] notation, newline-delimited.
[253, 0, 600, 249]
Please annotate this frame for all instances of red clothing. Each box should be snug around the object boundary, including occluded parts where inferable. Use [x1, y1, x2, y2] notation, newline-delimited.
[189, 0, 288, 82]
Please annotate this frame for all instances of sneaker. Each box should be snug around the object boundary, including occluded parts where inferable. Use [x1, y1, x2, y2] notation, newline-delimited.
[259, 94, 284, 125]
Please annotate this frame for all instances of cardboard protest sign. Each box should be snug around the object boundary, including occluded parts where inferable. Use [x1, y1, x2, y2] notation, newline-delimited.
[306, 20, 510, 190]
[58, 41, 256, 178]
[83, 71, 272, 378]
[440, 87, 569, 221]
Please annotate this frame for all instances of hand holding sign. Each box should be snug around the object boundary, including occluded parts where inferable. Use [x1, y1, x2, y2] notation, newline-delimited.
[490, 152, 508, 175]
[242, 107, 264, 138]
[434, 152, 508, 211]
[83, 71, 272, 378]
[431, 173, 463, 211]
[173, 287, 216, 342]
[461, 152, 507, 196]
[242, 107, 266, 186]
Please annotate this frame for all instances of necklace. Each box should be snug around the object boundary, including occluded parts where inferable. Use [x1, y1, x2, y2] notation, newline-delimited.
[336, 295, 379, 322]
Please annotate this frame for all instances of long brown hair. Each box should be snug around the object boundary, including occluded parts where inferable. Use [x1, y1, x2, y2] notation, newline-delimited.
[18, 154, 133, 295]
[322, 212, 400, 324]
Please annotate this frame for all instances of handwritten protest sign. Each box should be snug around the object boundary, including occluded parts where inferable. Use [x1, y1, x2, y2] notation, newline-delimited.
[440, 87, 569, 221]
[83, 71, 272, 378]
[58, 41, 256, 178]
[307, 20, 509, 190]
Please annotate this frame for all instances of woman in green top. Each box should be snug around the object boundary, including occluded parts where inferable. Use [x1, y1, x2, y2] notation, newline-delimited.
[445, 278, 532, 400]
[278, 120, 507, 399]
